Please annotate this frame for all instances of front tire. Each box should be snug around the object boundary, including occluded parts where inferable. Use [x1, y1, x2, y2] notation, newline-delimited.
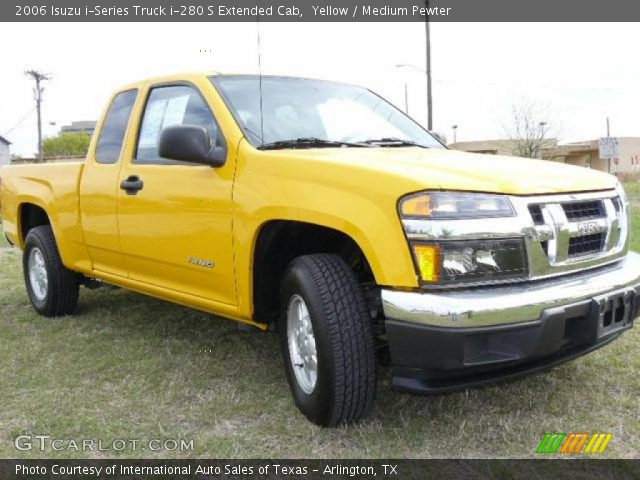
[23, 225, 79, 317]
[279, 254, 377, 426]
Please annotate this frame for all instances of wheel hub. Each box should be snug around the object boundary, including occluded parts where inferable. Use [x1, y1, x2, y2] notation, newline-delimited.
[28, 247, 48, 301]
[287, 294, 318, 394]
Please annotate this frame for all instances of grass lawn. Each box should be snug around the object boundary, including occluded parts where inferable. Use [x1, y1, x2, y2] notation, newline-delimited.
[1, 184, 639, 459]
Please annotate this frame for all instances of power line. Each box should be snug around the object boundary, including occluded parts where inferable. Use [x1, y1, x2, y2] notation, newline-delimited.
[2, 107, 36, 137]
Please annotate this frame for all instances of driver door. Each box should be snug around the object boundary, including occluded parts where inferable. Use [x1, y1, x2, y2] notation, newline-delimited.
[116, 83, 237, 305]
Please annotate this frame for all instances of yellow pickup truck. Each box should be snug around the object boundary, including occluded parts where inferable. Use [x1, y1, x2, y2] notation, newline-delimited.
[1, 72, 638, 426]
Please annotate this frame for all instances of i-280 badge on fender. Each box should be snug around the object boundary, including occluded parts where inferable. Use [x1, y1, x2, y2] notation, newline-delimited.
[187, 257, 215, 268]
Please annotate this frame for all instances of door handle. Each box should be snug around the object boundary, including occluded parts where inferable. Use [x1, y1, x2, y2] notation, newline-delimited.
[120, 175, 144, 195]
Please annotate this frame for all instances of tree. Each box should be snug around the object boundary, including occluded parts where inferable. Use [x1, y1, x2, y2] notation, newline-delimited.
[503, 100, 561, 159]
[42, 132, 91, 158]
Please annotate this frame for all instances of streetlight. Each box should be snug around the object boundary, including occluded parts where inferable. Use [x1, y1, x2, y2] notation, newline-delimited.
[396, 63, 427, 73]
[402, 81, 409, 115]
[47, 121, 57, 138]
[539, 121, 547, 133]
[452, 125, 458, 144]
[538, 122, 548, 159]
[539, 122, 547, 143]
[396, 63, 430, 125]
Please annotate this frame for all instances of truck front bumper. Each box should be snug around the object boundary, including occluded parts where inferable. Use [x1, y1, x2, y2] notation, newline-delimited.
[381, 252, 640, 394]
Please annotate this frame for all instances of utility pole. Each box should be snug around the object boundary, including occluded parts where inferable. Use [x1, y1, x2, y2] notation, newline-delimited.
[606, 117, 610, 137]
[452, 125, 458, 143]
[25, 70, 50, 162]
[424, 0, 433, 130]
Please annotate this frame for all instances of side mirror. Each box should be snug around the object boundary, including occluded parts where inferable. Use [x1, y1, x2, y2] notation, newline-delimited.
[158, 124, 227, 167]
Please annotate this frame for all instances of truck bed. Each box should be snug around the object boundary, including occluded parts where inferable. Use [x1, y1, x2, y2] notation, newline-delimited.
[0, 161, 85, 260]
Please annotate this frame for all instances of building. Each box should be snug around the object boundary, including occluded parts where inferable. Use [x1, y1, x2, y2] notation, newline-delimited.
[451, 137, 640, 174]
[0, 135, 11, 166]
[60, 121, 97, 136]
[543, 138, 640, 174]
[449, 139, 519, 155]
[450, 139, 559, 156]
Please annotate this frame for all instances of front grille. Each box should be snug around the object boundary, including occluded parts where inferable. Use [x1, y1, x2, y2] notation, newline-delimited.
[612, 196, 622, 213]
[562, 200, 605, 221]
[528, 205, 544, 225]
[540, 240, 549, 255]
[568, 233, 605, 257]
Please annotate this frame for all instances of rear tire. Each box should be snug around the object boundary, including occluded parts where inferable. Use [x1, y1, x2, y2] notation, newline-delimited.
[279, 254, 377, 426]
[23, 225, 79, 317]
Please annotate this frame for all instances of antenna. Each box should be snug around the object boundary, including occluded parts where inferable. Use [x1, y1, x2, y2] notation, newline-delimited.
[256, 16, 265, 144]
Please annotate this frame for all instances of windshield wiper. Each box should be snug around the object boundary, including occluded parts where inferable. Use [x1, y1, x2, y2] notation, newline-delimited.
[361, 137, 428, 148]
[257, 137, 370, 150]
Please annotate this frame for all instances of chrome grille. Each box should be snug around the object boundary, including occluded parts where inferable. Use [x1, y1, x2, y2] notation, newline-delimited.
[612, 197, 622, 213]
[524, 190, 628, 272]
[568, 233, 606, 257]
[540, 240, 549, 255]
[528, 205, 544, 225]
[562, 200, 605, 221]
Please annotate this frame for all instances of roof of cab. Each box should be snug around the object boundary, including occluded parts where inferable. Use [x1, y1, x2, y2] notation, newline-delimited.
[113, 71, 361, 93]
[114, 71, 223, 92]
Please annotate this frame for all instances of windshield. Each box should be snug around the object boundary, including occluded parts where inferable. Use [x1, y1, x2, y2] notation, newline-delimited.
[211, 75, 445, 149]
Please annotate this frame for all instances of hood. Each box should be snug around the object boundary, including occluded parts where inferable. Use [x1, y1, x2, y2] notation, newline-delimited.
[281, 147, 618, 195]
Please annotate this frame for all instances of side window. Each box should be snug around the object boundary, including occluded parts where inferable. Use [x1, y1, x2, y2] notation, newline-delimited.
[135, 85, 219, 165]
[95, 89, 137, 164]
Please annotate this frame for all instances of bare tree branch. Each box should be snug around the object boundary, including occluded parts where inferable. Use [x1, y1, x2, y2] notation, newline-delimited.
[503, 99, 562, 159]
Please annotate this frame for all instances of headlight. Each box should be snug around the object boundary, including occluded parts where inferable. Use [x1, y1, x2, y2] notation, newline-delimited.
[400, 191, 515, 219]
[412, 239, 528, 285]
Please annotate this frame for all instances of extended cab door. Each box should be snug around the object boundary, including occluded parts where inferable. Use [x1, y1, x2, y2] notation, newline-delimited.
[116, 82, 237, 305]
[79, 89, 138, 277]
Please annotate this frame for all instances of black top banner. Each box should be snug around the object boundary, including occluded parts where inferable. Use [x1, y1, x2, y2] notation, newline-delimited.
[5, 0, 640, 21]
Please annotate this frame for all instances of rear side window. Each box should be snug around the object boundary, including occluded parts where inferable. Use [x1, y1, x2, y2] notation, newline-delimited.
[95, 89, 137, 164]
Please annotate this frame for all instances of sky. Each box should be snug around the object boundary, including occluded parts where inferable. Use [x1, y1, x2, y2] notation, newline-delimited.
[1, 22, 639, 156]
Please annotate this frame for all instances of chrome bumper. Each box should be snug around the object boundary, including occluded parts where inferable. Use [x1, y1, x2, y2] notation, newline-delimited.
[382, 251, 640, 328]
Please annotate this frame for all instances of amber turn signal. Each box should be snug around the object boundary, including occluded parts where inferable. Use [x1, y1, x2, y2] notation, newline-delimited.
[412, 244, 440, 283]
[400, 194, 432, 217]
